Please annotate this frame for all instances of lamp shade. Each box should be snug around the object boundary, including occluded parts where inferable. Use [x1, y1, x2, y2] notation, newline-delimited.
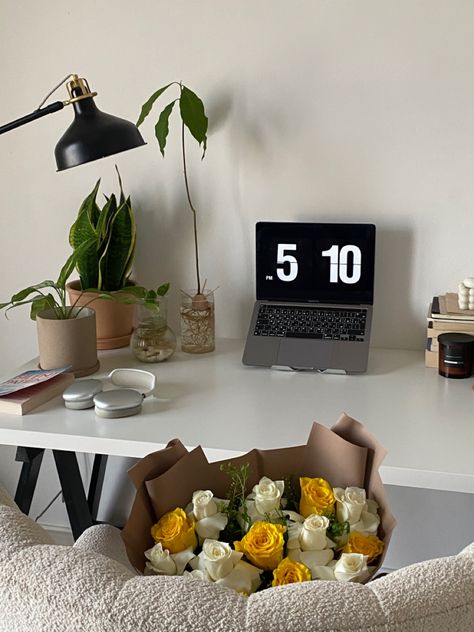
[55, 95, 145, 171]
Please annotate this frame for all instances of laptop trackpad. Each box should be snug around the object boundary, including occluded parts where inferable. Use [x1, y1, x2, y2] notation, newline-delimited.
[277, 338, 333, 370]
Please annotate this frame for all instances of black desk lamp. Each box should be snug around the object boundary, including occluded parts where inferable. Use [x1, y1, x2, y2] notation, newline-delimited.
[0, 74, 145, 170]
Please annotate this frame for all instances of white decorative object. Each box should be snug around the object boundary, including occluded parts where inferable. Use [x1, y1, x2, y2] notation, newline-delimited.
[457, 278, 474, 310]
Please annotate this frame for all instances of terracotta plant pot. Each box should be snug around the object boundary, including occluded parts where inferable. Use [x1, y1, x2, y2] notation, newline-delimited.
[66, 280, 136, 350]
[36, 307, 99, 377]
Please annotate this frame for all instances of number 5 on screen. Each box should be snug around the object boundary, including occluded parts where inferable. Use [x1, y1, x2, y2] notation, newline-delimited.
[276, 243, 298, 281]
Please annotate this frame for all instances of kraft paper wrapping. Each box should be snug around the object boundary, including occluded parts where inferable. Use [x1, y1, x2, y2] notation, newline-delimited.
[121, 413, 396, 575]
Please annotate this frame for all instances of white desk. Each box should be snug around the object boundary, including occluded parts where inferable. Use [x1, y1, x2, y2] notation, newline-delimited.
[1, 339, 473, 495]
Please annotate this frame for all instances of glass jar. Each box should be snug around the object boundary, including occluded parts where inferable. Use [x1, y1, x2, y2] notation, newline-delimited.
[130, 298, 176, 363]
[180, 289, 215, 353]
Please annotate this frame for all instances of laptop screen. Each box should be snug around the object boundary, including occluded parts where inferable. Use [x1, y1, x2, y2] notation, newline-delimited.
[256, 222, 376, 304]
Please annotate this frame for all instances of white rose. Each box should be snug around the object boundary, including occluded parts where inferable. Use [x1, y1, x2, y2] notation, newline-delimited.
[333, 553, 369, 582]
[252, 477, 284, 515]
[184, 569, 211, 582]
[145, 543, 195, 576]
[288, 547, 334, 579]
[216, 560, 262, 595]
[334, 487, 366, 525]
[310, 565, 336, 581]
[300, 514, 330, 551]
[145, 543, 176, 575]
[192, 490, 218, 520]
[350, 499, 380, 535]
[201, 539, 238, 580]
[286, 521, 303, 549]
[195, 512, 228, 541]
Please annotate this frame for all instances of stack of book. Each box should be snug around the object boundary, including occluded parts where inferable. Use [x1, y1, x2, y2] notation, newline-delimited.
[426, 294, 474, 368]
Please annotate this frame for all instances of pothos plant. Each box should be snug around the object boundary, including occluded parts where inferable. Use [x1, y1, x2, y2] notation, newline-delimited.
[136, 82, 208, 304]
[0, 233, 170, 321]
[0, 239, 101, 320]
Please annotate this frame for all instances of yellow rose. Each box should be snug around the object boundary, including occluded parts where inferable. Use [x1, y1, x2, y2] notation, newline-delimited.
[342, 531, 384, 562]
[272, 557, 312, 587]
[150, 508, 197, 554]
[234, 521, 286, 571]
[299, 477, 335, 518]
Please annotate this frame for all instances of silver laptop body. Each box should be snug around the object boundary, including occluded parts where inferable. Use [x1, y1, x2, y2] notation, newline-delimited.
[242, 222, 376, 373]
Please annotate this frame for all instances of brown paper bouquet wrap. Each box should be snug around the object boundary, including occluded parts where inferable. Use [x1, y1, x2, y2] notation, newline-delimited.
[122, 413, 396, 578]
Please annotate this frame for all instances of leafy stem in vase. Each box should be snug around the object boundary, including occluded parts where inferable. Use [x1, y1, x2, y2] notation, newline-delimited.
[137, 82, 208, 297]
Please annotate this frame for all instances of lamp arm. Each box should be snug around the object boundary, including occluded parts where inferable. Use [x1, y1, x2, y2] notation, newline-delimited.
[0, 101, 65, 135]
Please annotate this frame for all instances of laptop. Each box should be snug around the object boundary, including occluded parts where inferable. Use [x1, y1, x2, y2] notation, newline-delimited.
[242, 222, 376, 373]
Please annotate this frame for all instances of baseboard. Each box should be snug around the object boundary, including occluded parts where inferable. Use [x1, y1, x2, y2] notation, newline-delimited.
[40, 522, 74, 545]
[379, 566, 397, 574]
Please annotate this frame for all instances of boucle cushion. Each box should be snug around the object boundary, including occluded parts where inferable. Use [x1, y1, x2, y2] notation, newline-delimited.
[0, 485, 472, 631]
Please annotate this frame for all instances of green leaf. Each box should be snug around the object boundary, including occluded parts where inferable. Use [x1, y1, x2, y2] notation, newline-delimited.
[115, 165, 126, 206]
[117, 285, 147, 298]
[69, 179, 102, 288]
[180, 86, 208, 157]
[98, 199, 135, 291]
[30, 295, 56, 320]
[157, 282, 170, 296]
[143, 299, 160, 312]
[154, 100, 176, 156]
[96, 194, 117, 242]
[11, 281, 56, 303]
[57, 237, 97, 290]
[119, 198, 136, 286]
[69, 214, 100, 290]
[69, 180, 101, 241]
[136, 84, 173, 127]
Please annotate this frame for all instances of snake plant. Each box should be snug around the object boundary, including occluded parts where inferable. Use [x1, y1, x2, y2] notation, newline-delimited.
[69, 167, 136, 292]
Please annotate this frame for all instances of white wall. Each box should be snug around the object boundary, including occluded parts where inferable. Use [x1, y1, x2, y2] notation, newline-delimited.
[1, 1, 473, 560]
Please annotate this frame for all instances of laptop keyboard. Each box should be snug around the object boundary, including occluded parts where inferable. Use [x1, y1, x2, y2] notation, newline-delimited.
[254, 305, 367, 341]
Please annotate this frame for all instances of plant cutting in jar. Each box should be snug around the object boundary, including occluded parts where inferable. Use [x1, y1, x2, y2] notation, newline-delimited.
[137, 81, 215, 353]
[124, 283, 178, 363]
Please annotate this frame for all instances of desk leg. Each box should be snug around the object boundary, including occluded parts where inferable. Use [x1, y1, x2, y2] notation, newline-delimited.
[14, 447, 45, 514]
[52, 450, 94, 540]
[88, 454, 108, 522]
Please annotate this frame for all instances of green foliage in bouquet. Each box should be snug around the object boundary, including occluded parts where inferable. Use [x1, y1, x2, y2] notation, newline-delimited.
[219, 462, 251, 542]
[327, 515, 350, 540]
[69, 166, 136, 292]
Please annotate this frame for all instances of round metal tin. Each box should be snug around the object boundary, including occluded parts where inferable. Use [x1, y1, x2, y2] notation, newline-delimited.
[93, 389, 144, 418]
[62, 379, 103, 409]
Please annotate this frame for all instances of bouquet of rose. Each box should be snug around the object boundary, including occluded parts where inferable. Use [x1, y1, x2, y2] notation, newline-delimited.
[122, 414, 396, 593]
[143, 467, 385, 594]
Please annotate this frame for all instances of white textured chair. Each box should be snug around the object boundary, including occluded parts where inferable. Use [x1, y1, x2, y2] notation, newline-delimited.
[0, 484, 472, 632]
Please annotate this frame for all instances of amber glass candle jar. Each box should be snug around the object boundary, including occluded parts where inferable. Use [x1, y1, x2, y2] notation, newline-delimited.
[438, 332, 473, 378]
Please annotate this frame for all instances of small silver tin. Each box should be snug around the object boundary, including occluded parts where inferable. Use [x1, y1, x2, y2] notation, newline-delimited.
[93, 389, 145, 418]
[63, 379, 103, 410]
